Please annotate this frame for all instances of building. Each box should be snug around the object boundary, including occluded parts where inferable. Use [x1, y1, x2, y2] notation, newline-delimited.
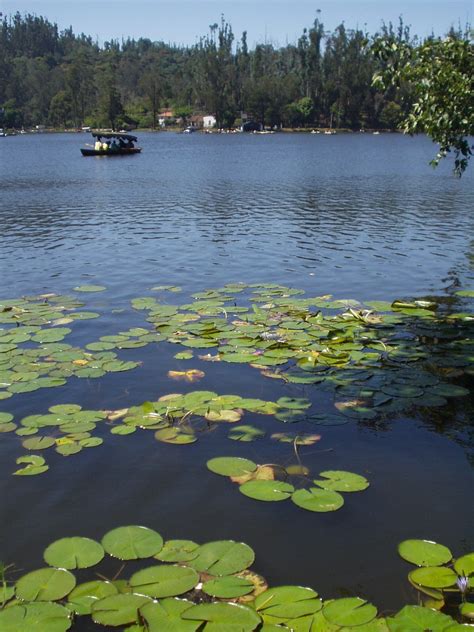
[203, 115, 216, 129]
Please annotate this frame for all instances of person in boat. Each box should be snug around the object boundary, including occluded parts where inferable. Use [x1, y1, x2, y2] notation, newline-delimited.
[94, 138, 102, 151]
[110, 139, 119, 152]
[102, 140, 109, 151]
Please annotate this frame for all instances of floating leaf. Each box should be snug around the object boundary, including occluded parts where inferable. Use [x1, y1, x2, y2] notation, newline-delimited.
[409, 567, 457, 589]
[182, 602, 261, 630]
[314, 470, 369, 493]
[92, 594, 152, 626]
[168, 369, 205, 382]
[16, 568, 76, 601]
[189, 541, 255, 576]
[155, 540, 200, 563]
[322, 597, 377, 627]
[73, 285, 106, 293]
[67, 580, 118, 615]
[454, 553, 474, 577]
[140, 599, 199, 631]
[386, 605, 454, 631]
[239, 480, 295, 502]
[254, 586, 321, 621]
[398, 540, 453, 567]
[229, 425, 266, 442]
[44, 537, 104, 569]
[0, 602, 72, 632]
[291, 488, 344, 512]
[207, 457, 257, 477]
[101, 526, 163, 560]
[130, 565, 199, 598]
[22, 436, 56, 450]
[155, 427, 197, 444]
[202, 576, 254, 598]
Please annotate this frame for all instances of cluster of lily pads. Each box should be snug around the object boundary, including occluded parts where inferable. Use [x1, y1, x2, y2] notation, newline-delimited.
[1, 525, 472, 631]
[3, 392, 303, 475]
[207, 456, 369, 513]
[0, 292, 141, 401]
[130, 283, 472, 421]
[398, 539, 473, 620]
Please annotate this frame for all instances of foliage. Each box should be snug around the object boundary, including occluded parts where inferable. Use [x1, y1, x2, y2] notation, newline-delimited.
[372, 33, 474, 175]
[0, 526, 472, 629]
[0, 12, 453, 131]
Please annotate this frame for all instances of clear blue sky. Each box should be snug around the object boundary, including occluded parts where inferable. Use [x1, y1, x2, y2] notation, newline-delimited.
[3, 0, 472, 47]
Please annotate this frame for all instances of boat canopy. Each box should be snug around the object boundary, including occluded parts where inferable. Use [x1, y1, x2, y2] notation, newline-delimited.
[91, 132, 137, 141]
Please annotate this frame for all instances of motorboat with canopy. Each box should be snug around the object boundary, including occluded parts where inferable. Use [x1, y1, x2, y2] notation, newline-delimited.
[80, 132, 142, 156]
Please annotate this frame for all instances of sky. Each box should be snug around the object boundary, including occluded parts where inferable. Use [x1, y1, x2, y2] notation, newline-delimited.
[2, 0, 472, 47]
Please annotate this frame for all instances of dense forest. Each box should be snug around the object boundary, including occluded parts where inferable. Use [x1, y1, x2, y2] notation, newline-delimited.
[0, 12, 468, 130]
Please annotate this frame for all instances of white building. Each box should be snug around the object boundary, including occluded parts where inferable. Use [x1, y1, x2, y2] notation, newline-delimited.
[203, 115, 216, 129]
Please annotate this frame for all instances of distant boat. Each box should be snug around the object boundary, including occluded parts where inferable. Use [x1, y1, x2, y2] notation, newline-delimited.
[373, 131, 380, 135]
[80, 132, 141, 156]
[324, 130, 336, 135]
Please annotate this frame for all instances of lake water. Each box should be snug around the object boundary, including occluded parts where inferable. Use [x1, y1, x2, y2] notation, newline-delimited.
[0, 132, 473, 625]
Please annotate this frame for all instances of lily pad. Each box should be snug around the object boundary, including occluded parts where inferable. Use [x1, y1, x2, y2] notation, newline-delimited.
[101, 525, 163, 560]
[73, 285, 106, 293]
[155, 427, 197, 444]
[398, 540, 453, 567]
[202, 576, 255, 598]
[239, 480, 295, 502]
[16, 568, 76, 601]
[92, 593, 152, 626]
[322, 597, 377, 627]
[207, 457, 258, 477]
[291, 488, 344, 512]
[386, 605, 454, 631]
[182, 602, 261, 630]
[140, 599, 200, 632]
[44, 537, 104, 569]
[155, 540, 200, 563]
[189, 540, 255, 576]
[314, 470, 369, 492]
[0, 602, 72, 632]
[130, 565, 199, 598]
[67, 580, 118, 615]
[409, 566, 457, 588]
[454, 553, 474, 577]
[254, 586, 322, 621]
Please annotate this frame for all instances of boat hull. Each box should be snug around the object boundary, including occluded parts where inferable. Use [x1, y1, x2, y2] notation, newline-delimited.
[80, 147, 142, 156]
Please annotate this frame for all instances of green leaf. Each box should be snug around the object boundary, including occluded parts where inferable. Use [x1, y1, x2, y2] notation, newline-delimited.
[454, 552, 474, 576]
[44, 537, 104, 569]
[207, 457, 258, 477]
[73, 285, 106, 292]
[155, 540, 200, 563]
[22, 436, 56, 450]
[276, 397, 311, 410]
[314, 470, 369, 492]
[202, 576, 254, 598]
[140, 599, 200, 631]
[130, 565, 199, 597]
[189, 540, 255, 576]
[67, 580, 118, 615]
[255, 586, 322, 621]
[398, 539, 453, 567]
[92, 594, 152, 626]
[292, 488, 344, 512]
[182, 602, 261, 630]
[0, 602, 72, 632]
[322, 597, 377, 627]
[239, 480, 295, 502]
[101, 526, 163, 560]
[409, 567, 457, 588]
[154, 427, 197, 444]
[386, 605, 454, 631]
[16, 568, 76, 601]
[228, 425, 266, 442]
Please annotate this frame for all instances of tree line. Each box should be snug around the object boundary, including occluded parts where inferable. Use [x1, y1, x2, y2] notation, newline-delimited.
[0, 12, 469, 132]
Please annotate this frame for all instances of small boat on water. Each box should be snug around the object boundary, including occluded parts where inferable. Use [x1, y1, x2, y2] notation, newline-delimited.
[80, 132, 141, 156]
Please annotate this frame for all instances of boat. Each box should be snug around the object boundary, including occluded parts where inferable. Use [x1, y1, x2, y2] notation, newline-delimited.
[80, 132, 142, 156]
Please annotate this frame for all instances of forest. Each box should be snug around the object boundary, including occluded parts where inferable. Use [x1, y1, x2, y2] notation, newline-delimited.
[0, 12, 468, 130]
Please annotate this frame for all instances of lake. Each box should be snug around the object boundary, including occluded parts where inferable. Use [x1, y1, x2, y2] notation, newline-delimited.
[0, 132, 473, 628]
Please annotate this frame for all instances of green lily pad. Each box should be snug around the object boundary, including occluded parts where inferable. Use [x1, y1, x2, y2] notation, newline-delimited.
[459, 602, 474, 619]
[182, 602, 261, 630]
[101, 526, 163, 560]
[22, 436, 56, 450]
[44, 537, 104, 569]
[409, 567, 457, 588]
[427, 384, 470, 398]
[155, 540, 200, 563]
[73, 285, 106, 292]
[0, 411, 13, 423]
[56, 442, 82, 456]
[207, 457, 258, 477]
[239, 480, 295, 502]
[254, 586, 322, 621]
[16, 568, 76, 601]
[92, 594, 152, 626]
[314, 470, 369, 493]
[228, 425, 266, 441]
[292, 488, 344, 512]
[154, 427, 197, 444]
[189, 540, 255, 576]
[276, 397, 312, 410]
[111, 425, 136, 435]
[49, 404, 82, 415]
[130, 565, 199, 598]
[0, 602, 72, 632]
[140, 599, 200, 632]
[322, 597, 377, 627]
[454, 553, 474, 577]
[398, 540, 453, 567]
[67, 580, 118, 615]
[202, 576, 255, 598]
[386, 605, 454, 631]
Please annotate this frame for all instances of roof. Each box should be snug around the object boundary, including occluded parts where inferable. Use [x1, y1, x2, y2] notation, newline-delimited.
[92, 132, 137, 141]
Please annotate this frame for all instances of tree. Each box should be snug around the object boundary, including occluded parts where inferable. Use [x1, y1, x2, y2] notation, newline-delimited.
[372, 34, 474, 175]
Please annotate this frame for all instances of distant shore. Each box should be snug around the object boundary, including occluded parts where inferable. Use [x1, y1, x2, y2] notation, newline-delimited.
[2, 127, 401, 135]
